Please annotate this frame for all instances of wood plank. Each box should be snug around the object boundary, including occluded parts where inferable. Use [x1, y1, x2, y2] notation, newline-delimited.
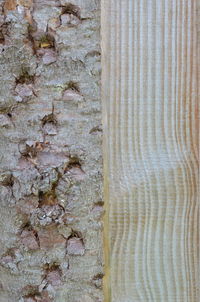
[101, 0, 199, 301]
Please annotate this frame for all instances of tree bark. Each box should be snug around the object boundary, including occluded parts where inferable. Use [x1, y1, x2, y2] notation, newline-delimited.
[0, 1, 102, 301]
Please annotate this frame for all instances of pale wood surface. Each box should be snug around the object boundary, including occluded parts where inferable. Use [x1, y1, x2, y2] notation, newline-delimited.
[101, 1, 199, 301]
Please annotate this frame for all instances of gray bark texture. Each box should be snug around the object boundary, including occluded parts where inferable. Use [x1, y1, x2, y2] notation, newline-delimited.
[0, 1, 102, 301]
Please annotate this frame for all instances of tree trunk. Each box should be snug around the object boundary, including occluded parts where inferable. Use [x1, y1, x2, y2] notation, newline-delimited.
[0, 1, 102, 301]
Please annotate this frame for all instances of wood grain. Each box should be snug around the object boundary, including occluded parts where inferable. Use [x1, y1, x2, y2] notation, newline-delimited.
[101, 0, 199, 301]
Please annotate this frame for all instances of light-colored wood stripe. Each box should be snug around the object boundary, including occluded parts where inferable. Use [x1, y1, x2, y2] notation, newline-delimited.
[101, 1, 199, 301]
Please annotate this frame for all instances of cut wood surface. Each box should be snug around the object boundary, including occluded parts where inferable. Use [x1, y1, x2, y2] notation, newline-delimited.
[101, 0, 199, 301]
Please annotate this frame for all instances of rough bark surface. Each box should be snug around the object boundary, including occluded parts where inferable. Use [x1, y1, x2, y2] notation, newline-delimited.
[0, 1, 102, 301]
